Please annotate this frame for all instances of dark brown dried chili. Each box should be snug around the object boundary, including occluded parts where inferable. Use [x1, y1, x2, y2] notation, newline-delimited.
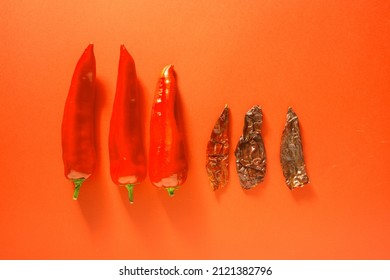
[280, 107, 309, 190]
[234, 105, 266, 189]
[206, 105, 230, 191]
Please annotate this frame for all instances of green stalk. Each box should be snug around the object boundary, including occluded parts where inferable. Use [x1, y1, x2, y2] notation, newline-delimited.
[124, 184, 135, 204]
[166, 187, 178, 197]
[72, 178, 85, 200]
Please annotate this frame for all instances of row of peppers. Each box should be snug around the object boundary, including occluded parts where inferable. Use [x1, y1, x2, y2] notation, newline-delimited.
[206, 105, 310, 191]
[62, 44, 309, 202]
[61, 44, 187, 202]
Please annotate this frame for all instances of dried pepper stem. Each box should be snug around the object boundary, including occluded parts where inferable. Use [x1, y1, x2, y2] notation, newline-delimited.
[206, 105, 230, 191]
[280, 107, 310, 190]
[234, 105, 266, 189]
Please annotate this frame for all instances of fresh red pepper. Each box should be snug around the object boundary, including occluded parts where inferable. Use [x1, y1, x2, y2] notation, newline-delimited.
[149, 65, 187, 196]
[61, 44, 96, 200]
[109, 45, 146, 203]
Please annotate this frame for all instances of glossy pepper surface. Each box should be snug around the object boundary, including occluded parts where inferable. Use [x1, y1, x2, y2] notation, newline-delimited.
[61, 44, 96, 200]
[149, 65, 187, 196]
[109, 45, 146, 203]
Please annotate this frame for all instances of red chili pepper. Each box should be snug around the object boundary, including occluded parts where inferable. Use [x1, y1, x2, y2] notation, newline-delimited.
[109, 45, 146, 203]
[61, 44, 96, 200]
[149, 65, 187, 196]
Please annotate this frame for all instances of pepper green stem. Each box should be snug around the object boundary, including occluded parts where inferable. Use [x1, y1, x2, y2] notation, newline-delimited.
[166, 187, 178, 197]
[72, 178, 85, 200]
[124, 184, 135, 204]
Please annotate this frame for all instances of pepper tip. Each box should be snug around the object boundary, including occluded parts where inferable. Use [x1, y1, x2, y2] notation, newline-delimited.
[162, 64, 174, 77]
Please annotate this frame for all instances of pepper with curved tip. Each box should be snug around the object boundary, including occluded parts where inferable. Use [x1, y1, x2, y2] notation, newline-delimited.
[61, 44, 96, 200]
[280, 107, 309, 190]
[109, 45, 146, 203]
[149, 65, 187, 196]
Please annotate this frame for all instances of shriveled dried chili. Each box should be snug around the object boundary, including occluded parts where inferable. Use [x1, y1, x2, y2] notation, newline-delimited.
[234, 105, 266, 189]
[109, 45, 146, 203]
[280, 107, 309, 189]
[61, 44, 96, 200]
[206, 105, 229, 190]
[149, 65, 187, 196]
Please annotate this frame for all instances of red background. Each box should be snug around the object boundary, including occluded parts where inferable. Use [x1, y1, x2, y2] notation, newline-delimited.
[0, 0, 389, 259]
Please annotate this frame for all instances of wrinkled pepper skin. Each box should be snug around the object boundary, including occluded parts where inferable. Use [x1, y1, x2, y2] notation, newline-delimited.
[61, 44, 96, 200]
[234, 105, 266, 189]
[280, 107, 309, 190]
[206, 105, 230, 191]
[149, 65, 187, 196]
[109, 45, 146, 203]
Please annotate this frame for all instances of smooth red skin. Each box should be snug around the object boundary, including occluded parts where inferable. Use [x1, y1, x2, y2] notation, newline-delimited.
[109, 45, 146, 185]
[61, 44, 96, 179]
[149, 66, 187, 188]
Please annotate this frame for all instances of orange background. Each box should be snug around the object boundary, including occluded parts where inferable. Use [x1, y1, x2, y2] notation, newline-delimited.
[0, 0, 389, 259]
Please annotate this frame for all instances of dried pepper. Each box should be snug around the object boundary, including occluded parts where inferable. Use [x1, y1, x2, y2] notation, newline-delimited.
[61, 44, 96, 200]
[149, 65, 188, 196]
[280, 107, 309, 189]
[109, 45, 146, 203]
[206, 105, 230, 190]
[234, 105, 266, 189]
